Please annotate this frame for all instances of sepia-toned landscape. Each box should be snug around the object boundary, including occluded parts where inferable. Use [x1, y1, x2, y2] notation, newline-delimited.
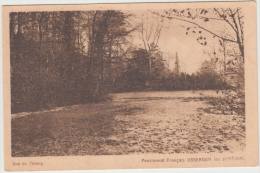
[10, 7, 246, 156]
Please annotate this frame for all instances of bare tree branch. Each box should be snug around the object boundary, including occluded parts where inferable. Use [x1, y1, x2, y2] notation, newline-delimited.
[214, 8, 238, 33]
[140, 21, 148, 51]
[155, 11, 237, 43]
[237, 11, 244, 44]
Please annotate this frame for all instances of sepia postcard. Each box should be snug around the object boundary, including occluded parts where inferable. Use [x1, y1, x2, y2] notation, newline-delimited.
[2, 1, 258, 171]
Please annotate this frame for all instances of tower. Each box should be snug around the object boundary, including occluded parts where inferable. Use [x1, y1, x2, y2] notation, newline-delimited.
[174, 52, 180, 75]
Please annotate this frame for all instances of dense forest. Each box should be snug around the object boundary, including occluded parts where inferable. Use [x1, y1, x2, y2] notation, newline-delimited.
[10, 9, 242, 113]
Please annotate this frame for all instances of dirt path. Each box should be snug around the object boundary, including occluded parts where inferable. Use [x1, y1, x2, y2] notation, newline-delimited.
[11, 90, 245, 156]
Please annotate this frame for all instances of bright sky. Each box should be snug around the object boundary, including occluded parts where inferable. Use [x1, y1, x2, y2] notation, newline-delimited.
[159, 19, 209, 73]
[128, 10, 231, 74]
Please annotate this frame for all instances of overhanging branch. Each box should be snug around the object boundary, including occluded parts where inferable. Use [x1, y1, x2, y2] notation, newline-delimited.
[152, 11, 237, 43]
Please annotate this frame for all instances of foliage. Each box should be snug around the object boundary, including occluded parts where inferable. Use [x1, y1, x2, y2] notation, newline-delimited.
[115, 51, 228, 92]
[158, 8, 245, 116]
[10, 9, 244, 115]
[10, 11, 132, 113]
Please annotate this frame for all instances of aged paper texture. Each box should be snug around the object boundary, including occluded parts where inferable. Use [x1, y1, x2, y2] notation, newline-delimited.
[3, 1, 258, 171]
